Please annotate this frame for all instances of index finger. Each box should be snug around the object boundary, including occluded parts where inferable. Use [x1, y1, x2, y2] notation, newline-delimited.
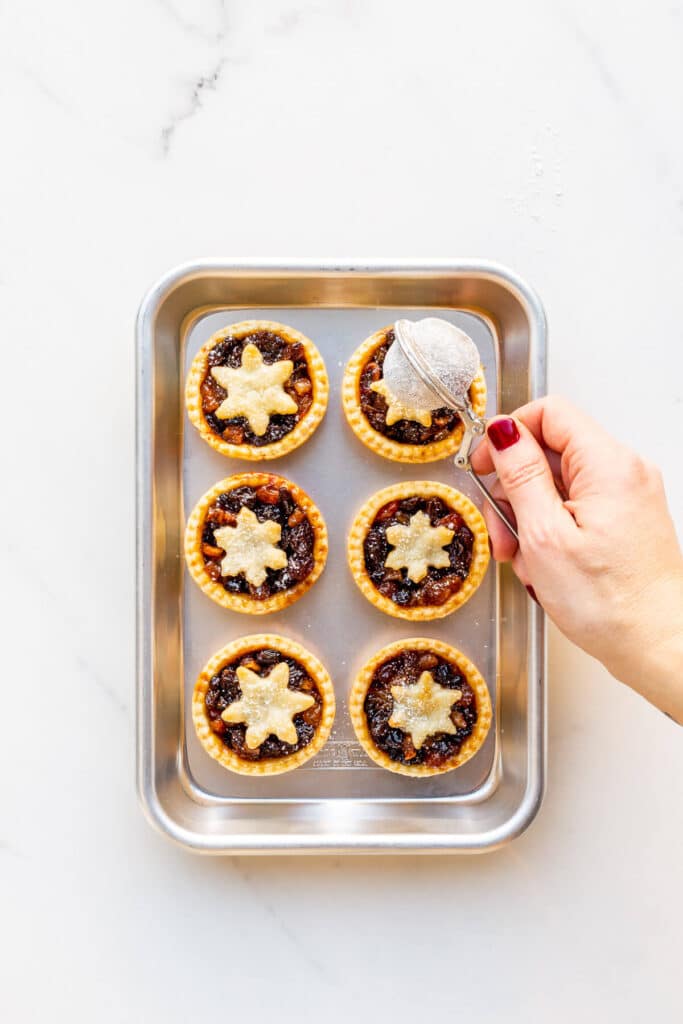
[470, 395, 609, 475]
[509, 395, 609, 452]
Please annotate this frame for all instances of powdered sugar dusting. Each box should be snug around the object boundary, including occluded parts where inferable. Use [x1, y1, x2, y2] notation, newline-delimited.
[384, 318, 480, 410]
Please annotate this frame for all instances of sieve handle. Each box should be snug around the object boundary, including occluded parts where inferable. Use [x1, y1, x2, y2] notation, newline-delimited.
[464, 468, 519, 542]
[451, 402, 520, 541]
[393, 320, 520, 542]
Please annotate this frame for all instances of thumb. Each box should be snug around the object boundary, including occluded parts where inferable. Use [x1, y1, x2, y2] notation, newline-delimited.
[485, 416, 566, 529]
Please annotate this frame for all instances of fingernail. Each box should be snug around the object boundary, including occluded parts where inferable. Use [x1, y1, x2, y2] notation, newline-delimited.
[488, 417, 520, 451]
[526, 585, 539, 605]
[488, 537, 493, 557]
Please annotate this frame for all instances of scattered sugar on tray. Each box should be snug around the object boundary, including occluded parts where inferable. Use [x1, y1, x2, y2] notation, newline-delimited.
[383, 317, 480, 410]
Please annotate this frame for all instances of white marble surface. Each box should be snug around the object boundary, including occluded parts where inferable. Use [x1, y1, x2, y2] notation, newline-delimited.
[2, 1, 682, 1020]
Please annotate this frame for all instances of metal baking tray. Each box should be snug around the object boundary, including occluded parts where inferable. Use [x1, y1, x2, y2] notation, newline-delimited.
[136, 260, 547, 853]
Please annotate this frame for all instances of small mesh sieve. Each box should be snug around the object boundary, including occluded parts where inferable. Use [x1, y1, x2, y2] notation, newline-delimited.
[393, 318, 519, 541]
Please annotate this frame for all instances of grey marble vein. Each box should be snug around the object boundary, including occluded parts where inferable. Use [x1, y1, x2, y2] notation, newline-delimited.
[21, 66, 73, 115]
[230, 859, 337, 983]
[160, 56, 228, 156]
[3, 544, 131, 720]
[157, 0, 229, 46]
[566, 17, 626, 107]
[563, 8, 683, 228]
[0, 839, 30, 861]
[266, 7, 303, 36]
[73, 651, 130, 719]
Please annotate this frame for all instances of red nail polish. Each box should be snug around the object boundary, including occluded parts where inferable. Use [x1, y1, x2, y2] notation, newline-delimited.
[488, 417, 520, 451]
[526, 585, 539, 605]
[488, 537, 493, 557]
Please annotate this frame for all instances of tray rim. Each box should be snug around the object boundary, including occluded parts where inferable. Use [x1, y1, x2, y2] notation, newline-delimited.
[136, 258, 547, 854]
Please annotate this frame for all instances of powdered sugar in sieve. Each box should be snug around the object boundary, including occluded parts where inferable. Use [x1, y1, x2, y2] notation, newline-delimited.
[384, 317, 480, 410]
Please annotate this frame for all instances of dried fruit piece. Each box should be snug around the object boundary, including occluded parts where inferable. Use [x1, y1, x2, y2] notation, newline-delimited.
[365, 361, 381, 382]
[222, 425, 245, 445]
[255, 484, 280, 505]
[202, 543, 225, 559]
[375, 500, 401, 522]
[436, 512, 464, 532]
[421, 577, 458, 606]
[201, 376, 226, 412]
[206, 507, 237, 527]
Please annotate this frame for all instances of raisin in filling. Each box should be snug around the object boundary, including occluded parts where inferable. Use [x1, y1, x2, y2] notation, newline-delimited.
[358, 329, 465, 445]
[365, 649, 477, 767]
[201, 481, 315, 599]
[201, 330, 313, 446]
[205, 648, 323, 761]
[363, 496, 474, 608]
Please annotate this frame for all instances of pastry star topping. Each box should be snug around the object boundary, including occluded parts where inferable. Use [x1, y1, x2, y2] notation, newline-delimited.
[389, 671, 461, 749]
[221, 661, 315, 749]
[210, 343, 298, 436]
[384, 511, 454, 583]
[369, 378, 433, 427]
[213, 506, 287, 586]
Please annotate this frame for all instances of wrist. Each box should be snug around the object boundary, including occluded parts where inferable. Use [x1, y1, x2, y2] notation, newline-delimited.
[606, 571, 683, 722]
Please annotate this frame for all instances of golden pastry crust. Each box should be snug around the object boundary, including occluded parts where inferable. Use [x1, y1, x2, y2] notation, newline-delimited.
[185, 473, 328, 614]
[349, 638, 492, 777]
[347, 481, 489, 621]
[342, 325, 487, 463]
[186, 320, 329, 460]
[193, 634, 336, 776]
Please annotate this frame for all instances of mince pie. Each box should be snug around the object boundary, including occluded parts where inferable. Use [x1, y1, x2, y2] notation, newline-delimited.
[350, 638, 491, 777]
[342, 324, 486, 462]
[185, 473, 327, 614]
[348, 481, 489, 620]
[193, 634, 335, 775]
[186, 320, 328, 459]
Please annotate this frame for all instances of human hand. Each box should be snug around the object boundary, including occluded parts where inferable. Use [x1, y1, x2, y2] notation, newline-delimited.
[470, 396, 683, 721]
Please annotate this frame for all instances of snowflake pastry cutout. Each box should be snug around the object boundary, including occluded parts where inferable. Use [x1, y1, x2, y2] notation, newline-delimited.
[384, 511, 455, 583]
[389, 671, 462, 750]
[213, 506, 287, 586]
[210, 343, 297, 436]
[221, 661, 315, 749]
[369, 378, 433, 428]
